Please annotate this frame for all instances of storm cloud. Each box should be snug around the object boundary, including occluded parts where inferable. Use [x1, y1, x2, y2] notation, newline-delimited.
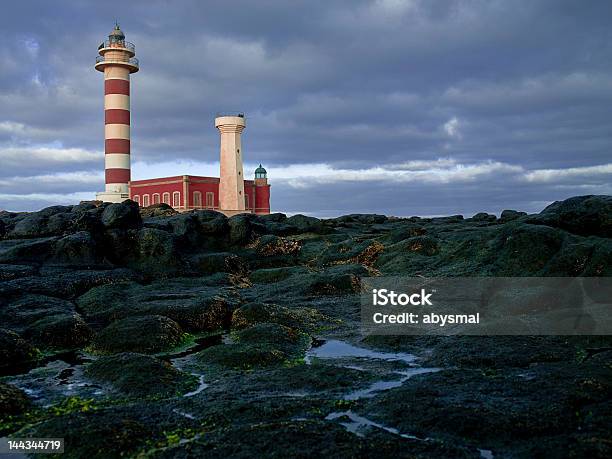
[1, 0, 611, 215]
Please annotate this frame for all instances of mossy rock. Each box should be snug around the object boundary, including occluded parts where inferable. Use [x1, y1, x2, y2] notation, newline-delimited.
[247, 361, 383, 393]
[197, 323, 309, 370]
[0, 382, 32, 418]
[26, 313, 94, 349]
[0, 328, 40, 375]
[196, 343, 289, 369]
[231, 302, 327, 332]
[0, 294, 75, 332]
[140, 203, 178, 218]
[235, 323, 309, 351]
[21, 403, 198, 459]
[389, 235, 441, 256]
[490, 224, 566, 275]
[77, 280, 233, 332]
[249, 266, 308, 284]
[255, 235, 301, 257]
[85, 352, 197, 397]
[91, 315, 184, 354]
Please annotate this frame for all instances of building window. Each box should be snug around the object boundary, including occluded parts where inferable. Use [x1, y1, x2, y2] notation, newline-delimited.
[133, 195, 140, 206]
[173, 191, 181, 208]
[193, 191, 202, 208]
[143, 194, 150, 207]
[206, 192, 214, 208]
[162, 192, 170, 204]
[245, 194, 249, 209]
[153, 193, 160, 204]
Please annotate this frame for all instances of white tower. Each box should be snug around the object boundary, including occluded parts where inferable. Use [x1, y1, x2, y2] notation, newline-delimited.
[215, 114, 247, 215]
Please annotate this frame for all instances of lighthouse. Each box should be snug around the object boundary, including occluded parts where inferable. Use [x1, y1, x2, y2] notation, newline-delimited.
[215, 114, 247, 216]
[94, 24, 139, 203]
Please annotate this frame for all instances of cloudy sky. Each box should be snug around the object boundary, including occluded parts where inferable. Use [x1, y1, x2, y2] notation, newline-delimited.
[1, 0, 611, 216]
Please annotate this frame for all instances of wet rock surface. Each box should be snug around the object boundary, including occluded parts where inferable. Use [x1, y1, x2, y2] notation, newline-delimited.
[0, 195, 610, 457]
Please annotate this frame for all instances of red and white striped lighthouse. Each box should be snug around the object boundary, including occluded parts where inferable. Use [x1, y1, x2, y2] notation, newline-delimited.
[94, 24, 139, 203]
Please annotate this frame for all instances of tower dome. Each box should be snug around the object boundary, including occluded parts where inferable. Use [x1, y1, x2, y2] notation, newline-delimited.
[255, 164, 267, 179]
[109, 23, 125, 41]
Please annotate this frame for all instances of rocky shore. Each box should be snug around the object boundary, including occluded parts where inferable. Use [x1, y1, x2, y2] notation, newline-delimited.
[1, 195, 611, 458]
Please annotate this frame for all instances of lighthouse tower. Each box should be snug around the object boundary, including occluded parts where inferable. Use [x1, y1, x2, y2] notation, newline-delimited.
[215, 114, 247, 215]
[94, 24, 139, 203]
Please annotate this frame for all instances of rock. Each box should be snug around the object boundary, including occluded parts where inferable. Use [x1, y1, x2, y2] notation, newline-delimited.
[491, 224, 566, 275]
[71, 201, 100, 213]
[249, 266, 307, 284]
[71, 210, 105, 234]
[0, 329, 40, 375]
[386, 224, 427, 243]
[471, 212, 497, 222]
[232, 302, 327, 332]
[0, 268, 139, 299]
[77, 279, 233, 332]
[0, 382, 32, 417]
[530, 195, 612, 238]
[46, 212, 75, 234]
[286, 214, 325, 233]
[0, 237, 57, 263]
[194, 211, 228, 236]
[130, 228, 179, 274]
[190, 252, 245, 275]
[22, 403, 198, 458]
[237, 323, 308, 351]
[167, 213, 198, 237]
[330, 214, 388, 225]
[52, 231, 98, 265]
[92, 315, 185, 354]
[8, 206, 75, 238]
[197, 323, 309, 370]
[101, 228, 133, 263]
[0, 264, 36, 281]
[257, 213, 287, 223]
[256, 235, 301, 257]
[228, 214, 253, 245]
[500, 209, 527, 222]
[0, 219, 5, 238]
[139, 203, 178, 218]
[101, 200, 142, 229]
[0, 294, 75, 331]
[26, 313, 93, 349]
[10, 213, 50, 238]
[393, 235, 440, 256]
[85, 352, 197, 397]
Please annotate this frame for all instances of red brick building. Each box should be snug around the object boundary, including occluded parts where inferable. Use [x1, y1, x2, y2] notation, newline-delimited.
[129, 165, 271, 215]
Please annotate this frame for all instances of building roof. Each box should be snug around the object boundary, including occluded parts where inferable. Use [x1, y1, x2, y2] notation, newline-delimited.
[109, 24, 125, 39]
[255, 164, 267, 174]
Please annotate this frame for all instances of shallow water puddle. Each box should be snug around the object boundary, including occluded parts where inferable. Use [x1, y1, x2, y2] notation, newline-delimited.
[183, 373, 209, 397]
[344, 367, 441, 400]
[4, 359, 104, 406]
[326, 410, 424, 440]
[305, 339, 417, 365]
[326, 411, 494, 458]
[305, 339, 439, 400]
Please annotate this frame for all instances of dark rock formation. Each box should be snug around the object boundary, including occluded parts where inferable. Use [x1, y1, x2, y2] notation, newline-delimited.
[0, 382, 31, 416]
[0, 329, 40, 375]
[85, 352, 197, 397]
[0, 194, 610, 457]
[92, 315, 184, 354]
[528, 195, 612, 237]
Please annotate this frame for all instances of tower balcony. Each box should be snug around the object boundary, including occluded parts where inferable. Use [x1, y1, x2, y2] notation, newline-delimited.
[98, 40, 136, 56]
[95, 54, 139, 73]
